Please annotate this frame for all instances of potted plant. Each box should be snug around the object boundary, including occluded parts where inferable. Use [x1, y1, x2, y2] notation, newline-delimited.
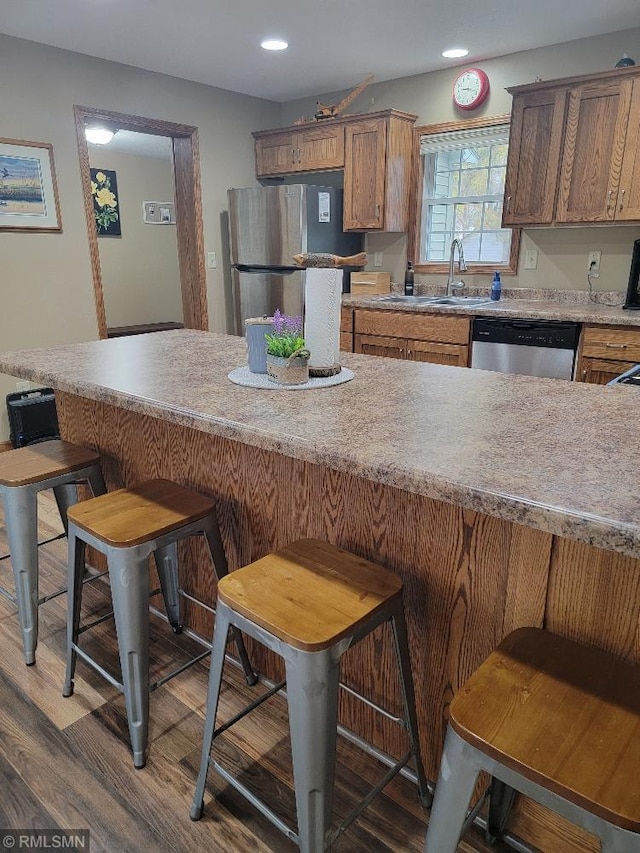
[264, 310, 311, 385]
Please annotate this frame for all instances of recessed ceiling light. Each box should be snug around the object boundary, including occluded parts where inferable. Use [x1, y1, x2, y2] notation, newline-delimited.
[442, 48, 469, 59]
[85, 126, 115, 145]
[261, 38, 288, 51]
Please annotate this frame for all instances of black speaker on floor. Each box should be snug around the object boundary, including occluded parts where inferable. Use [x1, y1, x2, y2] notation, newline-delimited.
[6, 388, 60, 448]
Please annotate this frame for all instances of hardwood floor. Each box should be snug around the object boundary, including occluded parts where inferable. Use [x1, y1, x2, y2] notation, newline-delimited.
[0, 492, 508, 853]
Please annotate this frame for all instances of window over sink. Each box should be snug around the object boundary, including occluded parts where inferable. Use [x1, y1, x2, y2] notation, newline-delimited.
[413, 115, 519, 275]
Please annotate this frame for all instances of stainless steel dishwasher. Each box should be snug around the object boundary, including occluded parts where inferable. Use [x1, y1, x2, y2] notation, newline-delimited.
[471, 317, 581, 379]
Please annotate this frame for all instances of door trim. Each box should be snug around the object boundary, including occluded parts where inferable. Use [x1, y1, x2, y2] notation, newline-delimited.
[74, 105, 208, 338]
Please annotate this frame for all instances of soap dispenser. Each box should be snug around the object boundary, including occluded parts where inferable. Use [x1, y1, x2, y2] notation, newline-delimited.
[490, 271, 502, 301]
[404, 261, 414, 296]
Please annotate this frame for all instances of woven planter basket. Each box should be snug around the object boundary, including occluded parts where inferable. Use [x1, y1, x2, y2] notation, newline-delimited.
[266, 354, 310, 385]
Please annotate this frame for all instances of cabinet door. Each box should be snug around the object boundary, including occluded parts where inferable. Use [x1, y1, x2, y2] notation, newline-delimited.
[340, 332, 353, 352]
[298, 125, 344, 171]
[354, 333, 405, 359]
[502, 89, 567, 226]
[343, 119, 387, 230]
[578, 357, 639, 385]
[255, 132, 297, 177]
[616, 80, 640, 221]
[556, 79, 634, 222]
[408, 340, 469, 367]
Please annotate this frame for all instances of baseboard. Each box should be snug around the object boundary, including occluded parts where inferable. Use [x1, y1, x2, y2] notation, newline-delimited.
[0, 441, 13, 453]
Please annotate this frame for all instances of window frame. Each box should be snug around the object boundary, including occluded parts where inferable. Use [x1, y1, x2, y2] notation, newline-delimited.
[410, 113, 520, 276]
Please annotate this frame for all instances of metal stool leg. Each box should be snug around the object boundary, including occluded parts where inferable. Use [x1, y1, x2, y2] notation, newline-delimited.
[108, 547, 152, 769]
[86, 466, 107, 501]
[62, 526, 86, 696]
[286, 646, 340, 853]
[190, 601, 233, 820]
[201, 517, 257, 686]
[390, 598, 432, 808]
[52, 483, 78, 536]
[154, 542, 181, 632]
[423, 726, 482, 853]
[3, 486, 39, 665]
[486, 778, 517, 844]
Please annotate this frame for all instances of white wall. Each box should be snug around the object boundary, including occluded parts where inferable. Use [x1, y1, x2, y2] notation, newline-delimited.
[282, 29, 640, 291]
[0, 34, 279, 442]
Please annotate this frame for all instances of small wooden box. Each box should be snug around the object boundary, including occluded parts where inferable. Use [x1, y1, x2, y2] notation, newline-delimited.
[350, 272, 391, 295]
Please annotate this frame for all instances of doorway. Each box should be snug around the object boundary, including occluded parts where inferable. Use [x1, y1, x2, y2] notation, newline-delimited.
[74, 105, 208, 338]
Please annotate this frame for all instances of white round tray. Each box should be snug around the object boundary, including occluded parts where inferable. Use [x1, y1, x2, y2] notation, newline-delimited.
[228, 365, 354, 390]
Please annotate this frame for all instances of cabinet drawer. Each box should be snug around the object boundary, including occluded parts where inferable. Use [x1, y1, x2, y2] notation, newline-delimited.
[354, 309, 470, 345]
[581, 325, 640, 362]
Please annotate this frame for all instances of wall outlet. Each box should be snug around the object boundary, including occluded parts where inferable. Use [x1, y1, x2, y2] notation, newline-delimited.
[373, 252, 383, 267]
[207, 251, 217, 269]
[588, 250, 601, 272]
[524, 249, 538, 270]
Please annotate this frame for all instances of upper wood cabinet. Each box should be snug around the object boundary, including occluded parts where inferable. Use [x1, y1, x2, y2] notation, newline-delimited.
[343, 112, 415, 231]
[254, 124, 344, 176]
[503, 66, 640, 226]
[253, 110, 417, 232]
[502, 88, 567, 226]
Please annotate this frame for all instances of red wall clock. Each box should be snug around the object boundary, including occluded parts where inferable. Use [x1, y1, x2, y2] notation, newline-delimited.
[453, 68, 490, 111]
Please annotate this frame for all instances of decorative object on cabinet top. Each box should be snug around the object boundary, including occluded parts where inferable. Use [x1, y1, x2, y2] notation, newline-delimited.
[293, 251, 367, 268]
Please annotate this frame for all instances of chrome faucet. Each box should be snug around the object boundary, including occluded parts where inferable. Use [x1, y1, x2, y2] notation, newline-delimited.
[446, 238, 468, 296]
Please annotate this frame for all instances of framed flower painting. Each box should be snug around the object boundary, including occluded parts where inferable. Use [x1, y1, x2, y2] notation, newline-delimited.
[90, 168, 121, 236]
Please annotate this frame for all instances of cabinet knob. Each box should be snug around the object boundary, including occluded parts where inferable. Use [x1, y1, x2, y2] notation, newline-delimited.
[506, 195, 512, 214]
[297, 148, 301, 163]
[582, 369, 587, 380]
[619, 188, 626, 211]
[291, 148, 296, 162]
[375, 204, 380, 219]
[607, 189, 614, 210]
[605, 342, 627, 349]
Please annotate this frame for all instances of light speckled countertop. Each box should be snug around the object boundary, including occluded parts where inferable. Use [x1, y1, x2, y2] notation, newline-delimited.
[343, 291, 640, 326]
[1, 329, 639, 557]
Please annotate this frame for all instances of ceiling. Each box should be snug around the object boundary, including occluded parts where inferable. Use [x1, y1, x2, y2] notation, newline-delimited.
[2, 0, 639, 102]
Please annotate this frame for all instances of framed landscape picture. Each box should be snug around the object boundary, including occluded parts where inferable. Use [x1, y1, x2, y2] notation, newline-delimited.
[90, 168, 121, 236]
[0, 138, 62, 232]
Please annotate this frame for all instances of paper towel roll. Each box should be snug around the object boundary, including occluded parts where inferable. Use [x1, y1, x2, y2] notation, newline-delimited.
[303, 268, 342, 376]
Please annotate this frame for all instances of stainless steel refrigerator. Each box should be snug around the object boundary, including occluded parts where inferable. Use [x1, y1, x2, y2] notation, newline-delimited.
[228, 185, 363, 335]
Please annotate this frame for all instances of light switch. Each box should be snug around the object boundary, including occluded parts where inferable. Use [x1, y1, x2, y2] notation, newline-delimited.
[524, 249, 538, 270]
[374, 252, 383, 267]
[207, 252, 217, 269]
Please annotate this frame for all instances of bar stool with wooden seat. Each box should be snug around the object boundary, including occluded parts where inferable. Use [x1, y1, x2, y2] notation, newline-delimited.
[190, 538, 430, 853]
[0, 439, 106, 665]
[424, 627, 640, 852]
[62, 478, 256, 769]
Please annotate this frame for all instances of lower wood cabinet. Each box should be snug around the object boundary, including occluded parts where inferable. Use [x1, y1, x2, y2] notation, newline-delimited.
[340, 306, 354, 352]
[353, 309, 470, 367]
[577, 324, 640, 384]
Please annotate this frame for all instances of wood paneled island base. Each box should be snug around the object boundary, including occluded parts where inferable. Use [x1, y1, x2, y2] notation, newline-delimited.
[3, 329, 639, 852]
[54, 389, 635, 853]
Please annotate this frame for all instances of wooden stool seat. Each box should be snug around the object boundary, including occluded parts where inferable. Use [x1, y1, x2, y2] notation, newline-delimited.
[424, 627, 640, 852]
[192, 538, 429, 851]
[66, 478, 215, 547]
[450, 627, 640, 832]
[218, 538, 404, 651]
[0, 439, 100, 487]
[63, 478, 255, 768]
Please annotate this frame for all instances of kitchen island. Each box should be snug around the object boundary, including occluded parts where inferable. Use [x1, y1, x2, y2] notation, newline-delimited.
[1, 328, 639, 853]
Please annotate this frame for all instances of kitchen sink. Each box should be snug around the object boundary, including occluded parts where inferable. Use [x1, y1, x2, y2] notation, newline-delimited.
[375, 295, 446, 304]
[376, 294, 493, 307]
[433, 296, 493, 306]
